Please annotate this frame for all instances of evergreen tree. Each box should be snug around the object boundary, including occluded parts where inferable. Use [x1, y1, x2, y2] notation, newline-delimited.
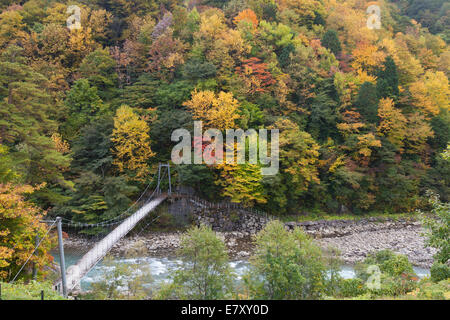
[355, 82, 379, 123]
[376, 56, 399, 99]
[321, 30, 341, 56]
[0, 46, 70, 205]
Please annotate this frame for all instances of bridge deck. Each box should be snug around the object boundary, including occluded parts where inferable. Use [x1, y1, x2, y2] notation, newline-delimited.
[63, 195, 167, 292]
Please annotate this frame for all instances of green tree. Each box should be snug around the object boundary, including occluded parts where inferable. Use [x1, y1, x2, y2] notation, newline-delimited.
[354, 250, 417, 297]
[321, 30, 341, 56]
[78, 48, 119, 101]
[377, 56, 399, 99]
[244, 220, 329, 299]
[355, 82, 379, 123]
[71, 117, 114, 176]
[0, 46, 70, 205]
[158, 225, 234, 300]
[56, 172, 138, 231]
[421, 190, 449, 264]
[61, 79, 104, 141]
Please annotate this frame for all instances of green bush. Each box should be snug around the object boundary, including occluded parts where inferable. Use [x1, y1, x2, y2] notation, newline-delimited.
[354, 250, 418, 297]
[378, 274, 418, 296]
[380, 254, 414, 277]
[156, 225, 234, 300]
[243, 220, 331, 300]
[430, 262, 450, 283]
[356, 250, 414, 279]
[337, 278, 367, 298]
[415, 279, 450, 300]
[420, 190, 449, 264]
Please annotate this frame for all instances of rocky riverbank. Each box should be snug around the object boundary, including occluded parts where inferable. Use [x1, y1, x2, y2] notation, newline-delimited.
[64, 217, 436, 268]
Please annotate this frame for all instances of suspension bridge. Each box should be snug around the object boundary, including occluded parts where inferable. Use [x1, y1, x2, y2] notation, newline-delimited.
[54, 163, 172, 296]
[9, 163, 272, 297]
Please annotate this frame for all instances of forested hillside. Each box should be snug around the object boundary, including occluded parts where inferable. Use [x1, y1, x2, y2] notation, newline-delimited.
[390, 0, 449, 41]
[0, 0, 448, 233]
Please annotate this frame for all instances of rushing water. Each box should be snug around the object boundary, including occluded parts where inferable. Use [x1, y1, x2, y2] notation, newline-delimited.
[52, 251, 430, 292]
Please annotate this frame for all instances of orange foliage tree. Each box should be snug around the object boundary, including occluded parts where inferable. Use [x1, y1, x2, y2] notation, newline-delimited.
[0, 184, 54, 281]
[235, 57, 276, 94]
[233, 9, 258, 30]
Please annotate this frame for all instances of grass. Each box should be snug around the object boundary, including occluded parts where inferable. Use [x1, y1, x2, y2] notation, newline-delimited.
[0, 280, 66, 300]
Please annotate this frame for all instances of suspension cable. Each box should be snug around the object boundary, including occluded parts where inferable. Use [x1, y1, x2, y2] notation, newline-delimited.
[61, 169, 161, 228]
[10, 220, 57, 283]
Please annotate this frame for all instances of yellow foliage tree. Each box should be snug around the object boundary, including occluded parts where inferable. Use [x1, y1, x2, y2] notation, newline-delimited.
[216, 163, 267, 207]
[351, 42, 385, 75]
[183, 90, 240, 131]
[356, 133, 381, 164]
[273, 119, 320, 194]
[379, 37, 424, 86]
[111, 105, 155, 181]
[409, 71, 449, 117]
[404, 112, 434, 153]
[0, 10, 26, 48]
[377, 97, 407, 151]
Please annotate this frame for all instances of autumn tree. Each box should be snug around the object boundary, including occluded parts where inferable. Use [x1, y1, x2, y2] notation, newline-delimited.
[147, 31, 186, 81]
[235, 57, 277, 94]
[377, 98, 407, 151]
[111, 105, 155, 181]
[409, 70, 449, 117]
[0, 9, 26, 48]
[0, 184, 53, 281]
[233, 9, 258, 30]
[217, 163, 267, 207]
[404, 112, 434, 153]
[351, 43, 385, 76]
[274, 118, 320, 195]
[183, 90, 240, 131]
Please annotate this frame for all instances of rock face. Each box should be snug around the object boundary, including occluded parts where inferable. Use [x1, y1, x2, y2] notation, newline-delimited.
[190, 204, 271, 235]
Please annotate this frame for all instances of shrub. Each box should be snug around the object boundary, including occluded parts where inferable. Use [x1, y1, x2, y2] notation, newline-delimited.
[355, 250, 418, 297]
[379, 273, 418, 296]
[337, 278, 367, 298]
[157, 224, 234, 300]
[420, 190, 449, 264]
[430, 262, 450, 283]
[414, 279, 450, 300]
[243, 220, 330, 299]
[356, 250, 414, 278]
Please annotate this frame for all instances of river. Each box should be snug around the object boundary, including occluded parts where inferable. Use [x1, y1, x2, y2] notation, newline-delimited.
[52, 251, 430, 292]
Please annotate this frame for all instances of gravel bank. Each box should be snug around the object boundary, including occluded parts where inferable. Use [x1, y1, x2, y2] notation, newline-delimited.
[63, 219, 436, 268]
